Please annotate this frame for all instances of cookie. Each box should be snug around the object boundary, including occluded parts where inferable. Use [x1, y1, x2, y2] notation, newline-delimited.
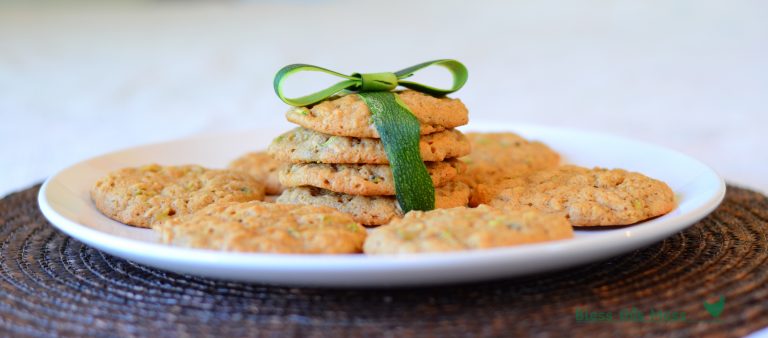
[269, 128, 471, 164]
[228, 151, 285, 195]
[286, 90, 469, 138]
[91, 164, 265, 228]
[364, 205, 573, 254]
[279, 159, 466, 196]
[462, 132, 560, 173]
[456, 132, 561, 206]
[276, 181, 471, 226]
[489, 165, 676, 226]
[153, 201, 366, 254]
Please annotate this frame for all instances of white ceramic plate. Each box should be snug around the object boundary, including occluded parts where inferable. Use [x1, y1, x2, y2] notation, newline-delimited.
[38, 123, 725, 287]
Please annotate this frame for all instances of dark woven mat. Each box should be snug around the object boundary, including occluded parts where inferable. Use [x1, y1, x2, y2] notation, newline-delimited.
[1, 185, 767, 338]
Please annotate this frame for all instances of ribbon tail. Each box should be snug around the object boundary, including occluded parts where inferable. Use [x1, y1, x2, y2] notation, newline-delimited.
[358, 92, 435, 212]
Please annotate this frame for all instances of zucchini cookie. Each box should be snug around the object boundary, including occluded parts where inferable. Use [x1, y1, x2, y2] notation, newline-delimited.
[154, 201, 366, 253]
[228, 151, 285, 195]
[364, 205, 573, 254]
[462, 132, 560, 173]
[279, 159, 466, 196]
[457, 132, 561, 206]
[286, 90, 468, 138]
[489, 165, 676, 226]
[268, 128, 470, 164]
[91, 164, 265, 228]
[277, 181, 471, 226]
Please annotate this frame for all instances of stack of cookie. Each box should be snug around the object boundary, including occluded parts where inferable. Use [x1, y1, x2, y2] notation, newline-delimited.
[269, 90, 473, 226]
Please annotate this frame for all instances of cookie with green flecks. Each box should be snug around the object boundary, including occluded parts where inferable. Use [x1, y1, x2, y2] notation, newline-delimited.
[286, 90, 468, 138]
[489, 165, 676, 226]
[276, 181, 470, 226]
[268, 127, 471, 164]
[456, 132, 561, 207]
[363, 205, 573, 254]
[91, 164, 265, 228]
[153, 200, 366, 253]
[228, 151, 286, 195]
[278, 159, 465, 196]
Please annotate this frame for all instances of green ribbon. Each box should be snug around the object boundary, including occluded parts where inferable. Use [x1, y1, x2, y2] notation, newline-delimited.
[273, 60, 468, 213]
[274, 59, 468, 107]
[358, 91, 436, 212]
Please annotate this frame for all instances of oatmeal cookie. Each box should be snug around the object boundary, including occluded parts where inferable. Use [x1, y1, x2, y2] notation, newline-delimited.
[276, 181, 470, 226]
[457, 132, 560, 206]
[489, 165, 676, 226]
[279, 159, 465, 196]
[364, 205, 573, 254]
[154, 200, 365, 253]
[286, 90, 468, 138]
[91, 164, 265, 228]
[228, 151, 285, 195]
[269, 128, 470, 164]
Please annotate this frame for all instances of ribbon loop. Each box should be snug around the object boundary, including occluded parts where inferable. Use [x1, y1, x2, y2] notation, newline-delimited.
[273, 59, 468, 107]
[395, 59, 468, 97]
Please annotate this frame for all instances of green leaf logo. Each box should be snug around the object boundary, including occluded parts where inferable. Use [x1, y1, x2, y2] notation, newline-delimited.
[703, 295, 726, 318]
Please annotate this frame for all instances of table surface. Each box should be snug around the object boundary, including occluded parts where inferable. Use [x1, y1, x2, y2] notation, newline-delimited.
[3, 184, 768, 337]
[1, 0, 767, 197]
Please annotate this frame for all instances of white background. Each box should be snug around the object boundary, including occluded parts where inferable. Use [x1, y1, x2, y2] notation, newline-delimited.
[1, 0, 766, 197]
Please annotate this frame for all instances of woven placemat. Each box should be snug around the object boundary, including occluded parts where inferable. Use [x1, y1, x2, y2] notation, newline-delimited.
[1, 184, 767, 337]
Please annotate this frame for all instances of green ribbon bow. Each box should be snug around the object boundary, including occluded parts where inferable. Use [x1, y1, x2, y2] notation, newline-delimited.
[274, 59, 468, 107]
[273, 60, 468, 214]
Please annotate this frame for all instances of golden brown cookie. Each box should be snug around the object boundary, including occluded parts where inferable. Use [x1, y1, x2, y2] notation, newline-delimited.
[276, 181, 471, 226]
[153, 201, 366, 254]
[228, 151, 286, 195]
[462, 132, 560, 172]
[489, 165, 676, 226]
[456, 132, 561, 206]
[268, 128, 470, 164]
[278, 160, 465, 196]
[286, 90, 468, 138]
[91, 164, 265, 228]
[364, 205, 573, 254]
